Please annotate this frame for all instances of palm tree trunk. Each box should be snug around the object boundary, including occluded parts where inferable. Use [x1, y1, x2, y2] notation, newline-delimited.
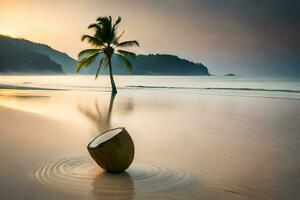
[108, 57, 117, 94]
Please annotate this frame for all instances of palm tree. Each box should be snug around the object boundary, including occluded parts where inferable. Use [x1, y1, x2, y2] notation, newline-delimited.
[77, 16, 139, 94]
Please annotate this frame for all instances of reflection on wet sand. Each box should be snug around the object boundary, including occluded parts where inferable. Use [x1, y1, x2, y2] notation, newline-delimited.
[77, 93, 117, 133]
[0, 94, 49, 99]
[93, 171, 135, 200]
[0, 89, 50, 99]
[77, 93, 134, 134]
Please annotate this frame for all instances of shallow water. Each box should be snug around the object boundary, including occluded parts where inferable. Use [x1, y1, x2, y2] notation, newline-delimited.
[0, 76, 299, 199]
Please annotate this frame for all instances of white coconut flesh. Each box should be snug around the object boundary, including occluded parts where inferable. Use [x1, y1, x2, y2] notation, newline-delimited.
[89, 128, 123, 148]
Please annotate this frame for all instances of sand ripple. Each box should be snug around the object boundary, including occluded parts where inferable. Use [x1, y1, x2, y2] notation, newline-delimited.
[34, 156, 197, 196]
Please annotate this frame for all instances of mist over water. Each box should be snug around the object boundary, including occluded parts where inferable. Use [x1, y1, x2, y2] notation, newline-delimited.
[0, 75, 299, 199]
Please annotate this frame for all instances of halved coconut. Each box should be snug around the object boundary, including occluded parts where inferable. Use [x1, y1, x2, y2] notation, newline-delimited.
[87, 127, 134, 173]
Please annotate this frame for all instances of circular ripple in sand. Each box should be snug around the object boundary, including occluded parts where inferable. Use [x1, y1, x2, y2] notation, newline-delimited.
[34, 156, 197, 196]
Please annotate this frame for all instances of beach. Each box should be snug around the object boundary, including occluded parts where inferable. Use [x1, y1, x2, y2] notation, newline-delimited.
[0, 75, 299, 200]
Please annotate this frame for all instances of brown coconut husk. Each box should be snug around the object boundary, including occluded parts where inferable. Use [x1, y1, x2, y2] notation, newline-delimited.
[87, 127, 134, 173]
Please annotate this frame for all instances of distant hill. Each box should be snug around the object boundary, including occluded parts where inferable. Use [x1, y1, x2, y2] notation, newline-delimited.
[0, 35, 63, 74]
[0, 35, 76, 73]
[0, 35, 210, 75]
[131, 54, 209, 75]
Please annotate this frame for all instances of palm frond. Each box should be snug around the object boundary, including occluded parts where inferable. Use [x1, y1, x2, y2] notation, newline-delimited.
[100, 55, 108, 68]
[95, 55, 108, 79]
[97, 16, 111, 25]
[76, 53, 99, 73]
[88, 23, 100, 30]
[116, 40, 139, 47]
[113, 31, 125, 45]
[116, 53, 133, 73]
[95, 16, 114, 44]
[112, 17, 122, 37]
[78, 49, 101, 60]
[96, 16, 112, 33]
[115, 17, 122, 27]
[81, 35, 104, 47]
[95, 65, 102, 79]
[100, 55, 108, 65]
[117, 50, 136, 59]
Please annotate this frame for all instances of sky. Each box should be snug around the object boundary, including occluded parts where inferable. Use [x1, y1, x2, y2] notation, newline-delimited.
[0, 0, 299, 76]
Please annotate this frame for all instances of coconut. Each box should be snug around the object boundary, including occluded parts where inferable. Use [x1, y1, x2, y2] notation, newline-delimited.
[87, 127, 134, 173]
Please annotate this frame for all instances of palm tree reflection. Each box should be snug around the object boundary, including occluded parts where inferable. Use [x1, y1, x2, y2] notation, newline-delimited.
[77, 93, 134, 135]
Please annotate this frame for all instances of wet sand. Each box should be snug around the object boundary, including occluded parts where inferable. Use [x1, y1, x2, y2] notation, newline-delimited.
[0, 86, 300, 199]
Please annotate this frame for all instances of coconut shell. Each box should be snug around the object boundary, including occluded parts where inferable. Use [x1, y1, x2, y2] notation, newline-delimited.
[87, 127, 134, 173]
